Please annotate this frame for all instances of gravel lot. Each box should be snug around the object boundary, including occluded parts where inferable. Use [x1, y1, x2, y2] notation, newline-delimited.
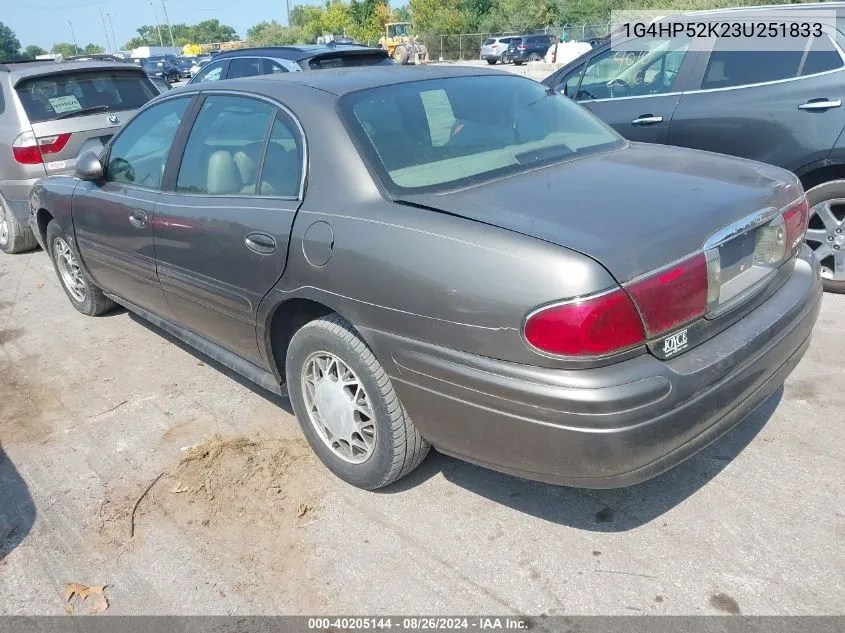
[2, 175, 845, 613]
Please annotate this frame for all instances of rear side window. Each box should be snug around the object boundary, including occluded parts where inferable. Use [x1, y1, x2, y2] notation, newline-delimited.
[701, 32, 843, 89]
[192, 60, 225, 83]
[483, 39, 495, 46]
[176, 96, 275, 195]
[15, 70, 156, 123]
[307, 52, 394, 69]
[258, 115, 303, 197]
[228, 57, 265, 79]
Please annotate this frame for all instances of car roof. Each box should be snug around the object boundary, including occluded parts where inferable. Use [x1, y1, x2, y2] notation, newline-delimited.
[211, 44, 379, 62]
[0, 59, 145, 80]
[174, 64, 513, 98]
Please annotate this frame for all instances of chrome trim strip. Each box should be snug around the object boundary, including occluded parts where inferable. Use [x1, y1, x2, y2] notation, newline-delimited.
[579, 91, 682, 104]
[703, 207, 781, 250]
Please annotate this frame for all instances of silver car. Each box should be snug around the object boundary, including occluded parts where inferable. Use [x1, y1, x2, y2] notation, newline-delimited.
[480, 36, 515, 64]
[0, 60, 157, 253]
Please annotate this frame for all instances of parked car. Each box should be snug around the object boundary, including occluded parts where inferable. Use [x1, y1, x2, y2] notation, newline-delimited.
[29, 67, 820, 489]
[480, 36, 515, 64]
[542, 5, 845, 292]
[141, 57, 178, 83]
[66, 54, 127, 63]
[189, 56, 212, 77]
[0, 59, 157, 254]
[188, 44, 393, 84]
[507, 34, 552, 65]
[175, 56, 196, 78]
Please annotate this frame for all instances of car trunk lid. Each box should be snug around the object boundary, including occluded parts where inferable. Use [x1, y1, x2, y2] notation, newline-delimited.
[397, 143, 801, 284]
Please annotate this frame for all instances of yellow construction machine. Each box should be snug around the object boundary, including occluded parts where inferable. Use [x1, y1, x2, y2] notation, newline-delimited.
[379, 22, 428, 64]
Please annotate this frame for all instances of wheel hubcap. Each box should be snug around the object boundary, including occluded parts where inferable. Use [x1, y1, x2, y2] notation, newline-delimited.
[301, 352, 376, 464]
[0, 205, 8, 247]
[805, 198, 845, 281]
[54, 237, 87, 302]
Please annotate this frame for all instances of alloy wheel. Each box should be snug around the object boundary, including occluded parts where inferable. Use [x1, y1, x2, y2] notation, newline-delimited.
[301, 351, 377, 464]
[805, 198, 845, 281]
[0, 204, 8, 247]
[54, 237, 87, 302]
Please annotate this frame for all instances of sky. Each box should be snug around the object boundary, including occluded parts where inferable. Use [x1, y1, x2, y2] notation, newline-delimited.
[4, 0, 310, 52]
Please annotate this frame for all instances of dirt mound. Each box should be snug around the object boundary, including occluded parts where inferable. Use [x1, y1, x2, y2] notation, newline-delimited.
[97, 434, 327, 610]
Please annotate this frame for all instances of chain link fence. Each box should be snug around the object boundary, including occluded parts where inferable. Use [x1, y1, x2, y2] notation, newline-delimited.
[359, 24, 611, 61]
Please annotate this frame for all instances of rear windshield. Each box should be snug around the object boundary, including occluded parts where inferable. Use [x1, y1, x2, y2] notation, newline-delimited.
[341, 75, 623, 194]
[16, 70, 156, 123]
[307, 52, 394, 69]
[509, 38, 522, 45]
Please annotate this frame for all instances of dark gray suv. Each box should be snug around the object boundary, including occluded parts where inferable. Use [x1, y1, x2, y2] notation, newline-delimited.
[543, 3, 845, 291]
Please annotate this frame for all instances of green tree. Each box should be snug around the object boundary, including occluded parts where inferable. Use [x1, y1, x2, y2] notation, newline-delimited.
[52, 42, 80, 57]
[246, 21, 304, 45]
[23, 45, 48, 59]
[83, 43, 105, 54]
[0, 22, 22, 60]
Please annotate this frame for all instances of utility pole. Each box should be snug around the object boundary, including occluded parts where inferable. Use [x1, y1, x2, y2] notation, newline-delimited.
[150, 2, 165, 46]
[286, 0, 291, 27]
[106, 13, 118, 53]
[68, 21, 80, 54]
[161, 0, 176, 51]
[100, 8, 112, 52]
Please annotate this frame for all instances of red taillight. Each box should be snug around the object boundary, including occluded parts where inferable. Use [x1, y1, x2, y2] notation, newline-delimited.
[518, 44, 528, 49]
[783, 195, 809, 255]
[523, 288, 646, 356]
[38, 133, 71, 156]
[12, 131, 71, 164]
[625, 253, 708, 337]
[12, 131, 41, 164]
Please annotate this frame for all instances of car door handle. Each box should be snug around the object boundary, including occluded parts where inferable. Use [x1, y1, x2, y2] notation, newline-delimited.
[798, 99, 842, 111]
[244, 232, 276, 255]
[128, 210, 147, 228]
[631, 115, 664, 125]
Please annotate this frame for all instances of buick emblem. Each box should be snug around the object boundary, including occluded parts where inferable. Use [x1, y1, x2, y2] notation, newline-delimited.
[107, 114, 120, 125]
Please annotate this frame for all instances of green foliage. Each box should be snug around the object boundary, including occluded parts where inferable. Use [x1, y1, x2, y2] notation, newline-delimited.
[23, 45, 48, 59]
[52, 42, 80, 57]
[0, 22, 22, 60]
[124, 19, 239, 49]
[246, 21, 305, 45]
[83, 43, 105, 54]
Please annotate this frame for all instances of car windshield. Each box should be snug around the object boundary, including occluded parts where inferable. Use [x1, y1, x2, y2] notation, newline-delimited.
[177, 56, 195, 65]
[341, 75, 623, 194]
[142, 59, 165, 69]
[308, 52, 393, 69]
[15, 69, 157, 123]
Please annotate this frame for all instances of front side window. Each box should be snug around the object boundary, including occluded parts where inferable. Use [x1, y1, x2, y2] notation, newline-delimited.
[192, 61, 225, 83]
[578, 38, 690, 100]
[105, 97, 189, 189]
[15, 70, 156, 122]
[342, 75, 623, 194]
[176, 96, 275, 195]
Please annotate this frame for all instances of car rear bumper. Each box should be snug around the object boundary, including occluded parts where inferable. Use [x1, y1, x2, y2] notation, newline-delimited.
[361, 246, 822, 488]
[1, 179, 40, 220]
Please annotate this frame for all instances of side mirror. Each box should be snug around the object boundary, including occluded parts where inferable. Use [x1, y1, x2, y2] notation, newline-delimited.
[76, 151, 104, 182]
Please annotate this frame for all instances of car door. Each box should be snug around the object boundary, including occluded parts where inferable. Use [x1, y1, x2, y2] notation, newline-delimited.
[72, 96, 191, 317]
[668, 29, 845, 171]
[562, 37, 697, 143]
[153, 94, 304, 364]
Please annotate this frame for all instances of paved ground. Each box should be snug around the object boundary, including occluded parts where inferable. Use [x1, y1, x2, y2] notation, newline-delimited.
[1, 244, 844, 616]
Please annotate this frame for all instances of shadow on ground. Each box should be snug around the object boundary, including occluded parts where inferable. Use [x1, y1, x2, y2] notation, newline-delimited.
[0, 444, 36, 561]
[128, 312, 293, 414]
[386, 388, 783, 531]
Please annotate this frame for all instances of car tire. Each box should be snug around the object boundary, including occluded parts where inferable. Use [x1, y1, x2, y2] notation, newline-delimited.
[513, 60, 523, 66]
[0, 198, 38, 254]
[501, 53, 509, 64]
[804, 180, 845, 293]
[487, 59, 497, 65]
[286, 314, 430, 489]
[529, 53, 541, 62]
[46, 221, 117, 316]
